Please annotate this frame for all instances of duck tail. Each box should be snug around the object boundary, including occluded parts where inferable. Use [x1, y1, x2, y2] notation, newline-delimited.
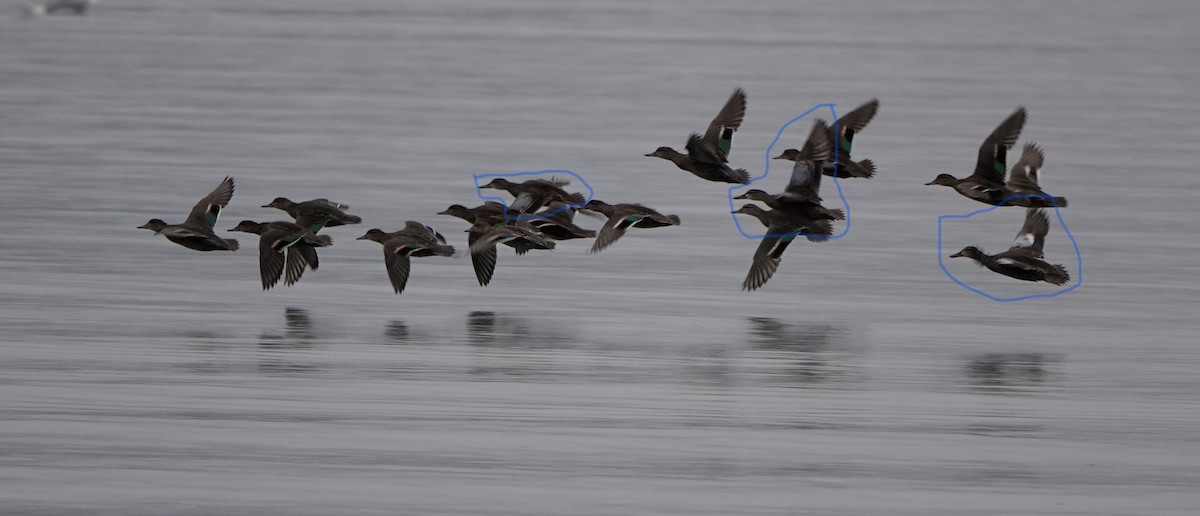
[225, 238, 240, 251]
[733, 169, 750, 184]
[437, 244, 456, 257]
[308, 234, 333, 247]
[853, 159, 876, 178]
[566, 192, 587, 205]
[1046, 264, 1070, 286]
[825, 207, 845, 221]
[804, 220, 835, 243]
[668, 215, 682, 226]
[342, 214, 364, 224]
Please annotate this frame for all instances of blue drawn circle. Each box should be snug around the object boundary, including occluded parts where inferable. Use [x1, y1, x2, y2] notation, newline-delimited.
[472, 169, 595, 222]
[937, 195, 1082, 301]
[728, 103, 852, 241]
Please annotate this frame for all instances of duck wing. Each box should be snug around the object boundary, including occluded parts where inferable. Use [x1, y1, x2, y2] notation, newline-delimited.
[1006, 142, 1045, 193]
[257, 232, 287, 290]
[703, 87, 747, 162]
[184, 176, 235, 229]
[382, 240, 414, 294]
[831, 98, 879, 155]
[1009, 208, 1050, 258]
[970, 107, 1026, 186]
[467, 225, 498, 286]
[590, 213, 632, 254]
[743, 218, 800, 291]
[783, 120, 831, 201]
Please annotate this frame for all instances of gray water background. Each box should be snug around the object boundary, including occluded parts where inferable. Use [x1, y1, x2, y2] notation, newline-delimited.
[2, 1, 1199, 514]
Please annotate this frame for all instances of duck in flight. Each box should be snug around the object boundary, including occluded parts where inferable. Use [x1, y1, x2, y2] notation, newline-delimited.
[775, 98, 879, 179]
[646, 88, 751, 184]
[579, 199, 680, 254]
[229, 221, 332, 290]
[358, 222, 455, 294]
[735, 119, 844, 222]
[263, 197, 362, 233]
[1001, 142, 1068, 208]
[925, 107, 1024, 205]
[139, 176, 239, 252]
[950, 208, 1070, 286]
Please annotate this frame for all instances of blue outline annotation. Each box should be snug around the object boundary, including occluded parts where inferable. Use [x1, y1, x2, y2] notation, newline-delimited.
[937, 194, 1082, 302]
[472, 169, 595, 222]
[728, 103, 852, 241]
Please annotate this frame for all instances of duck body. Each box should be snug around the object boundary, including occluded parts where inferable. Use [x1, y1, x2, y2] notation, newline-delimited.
[264, 197, 362, 233]
[527, 201, 596, 240]
[479, 178, 586, 215]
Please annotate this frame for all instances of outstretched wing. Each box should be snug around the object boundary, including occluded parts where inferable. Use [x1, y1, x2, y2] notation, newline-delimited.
[971, 107, 1026, 186]
[185, 176, 235, 229]
[832, 98, 880, 155]
[467, 225, 497, 286]
[382, 243, 413, 294]
[257, 236, 286, 290]
[283, 246, 309, 286]
[590, 214, 629, 254]
[703, 87, 747, 162]
[1006, 142, 1045, 193]
[783, 120, 831, 201]
[1010, 208, 1050, 257]
[743, 218, 802, 291]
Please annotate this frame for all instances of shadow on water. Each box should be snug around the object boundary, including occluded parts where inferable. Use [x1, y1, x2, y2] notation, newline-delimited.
[384, 320, 409, 342]
[465, 311, 570, 349]
[963, 352, 1061, 393]
[741, 317, 862, 387]
[257, 307, 320, 376]
[465, 311, 574, 381]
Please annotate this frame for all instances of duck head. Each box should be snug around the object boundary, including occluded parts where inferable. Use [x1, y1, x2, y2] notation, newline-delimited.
[138, 219, 167, 233]
[262, 197, 294, 209]
[732, 189, 770, 202]
[438, 204, 473, 220]
[773, 148, 800, 161]
[578, 199, 614, 215]
[479, 178, 512, 190]
[645, 146, 679, 159]
[950, 246, 985, 260]
[732, 204, 766, 216]
[227, 220, 265, 234]
[357, 228, 389, 243]
[926, 174, 958, 187]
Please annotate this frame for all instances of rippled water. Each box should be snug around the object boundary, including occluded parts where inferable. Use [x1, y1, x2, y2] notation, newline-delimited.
[2, 1, 1199, 514]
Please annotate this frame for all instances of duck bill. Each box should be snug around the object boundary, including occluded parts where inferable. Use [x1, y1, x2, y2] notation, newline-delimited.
[949, 251, 964, 258]
[260, 204, 272, 208]
[643, 152, 656, 157]
[771, 154, 785, 160]
[924, 180, 939, 186]
[732, 194, 749, 200]
[355, 235, 370, 240]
